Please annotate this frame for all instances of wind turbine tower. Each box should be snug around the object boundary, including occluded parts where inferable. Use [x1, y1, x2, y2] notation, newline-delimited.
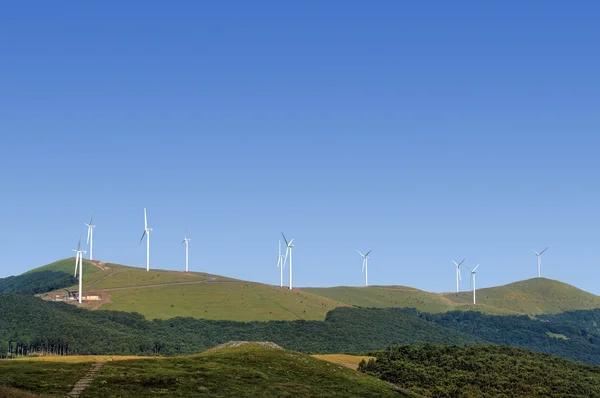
[464, 264, 480, 304]
[139, 208, 153, 271]
[452, 258, 466, 293]
[533, 247, 548, 278]
[282, 233, 295, 290]
[85, 213, 95, 260]
[182, 232, 191, 272]
[357, 250, 372, 287]
[277, 240, 285, 288]
[72, 235, 87, 304]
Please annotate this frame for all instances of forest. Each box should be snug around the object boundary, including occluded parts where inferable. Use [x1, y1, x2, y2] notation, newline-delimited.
[0, 270, 76, 295]
[3, 294, 600, 366]
[358, 344, 600, 397]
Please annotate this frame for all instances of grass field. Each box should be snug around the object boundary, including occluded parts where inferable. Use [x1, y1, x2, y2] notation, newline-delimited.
[100, 282, 348, 321]
[302, 286, 459, 313]
[0, 345, 413, 397]
[0, 359, 89, 397]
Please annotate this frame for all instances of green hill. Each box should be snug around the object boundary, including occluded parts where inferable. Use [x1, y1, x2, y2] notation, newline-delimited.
[31, 259, 347, 321]
[303, 278, 600, 316]
[0, 343, 413, 397]
[302, 286, 460, 313]
[442, 277, 600, 315]
[12, 259, 600, 320]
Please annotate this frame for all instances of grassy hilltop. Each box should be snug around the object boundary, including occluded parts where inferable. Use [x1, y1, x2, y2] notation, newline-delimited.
[0, 343, 409, 398]
[8, 258, 600, 321]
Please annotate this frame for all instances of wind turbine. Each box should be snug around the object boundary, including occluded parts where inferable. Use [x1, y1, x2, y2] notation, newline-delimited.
[85, 213, 95, 260]
[281, 233, 295, 290]
[139, 208, 153, 271]
[357, 250, 372, 287]
[452, 258, 466, 293]
[277, 240, 285, 288]
[182, 231, 191, 272]
[464, 264, 480, 304]
[72, 234, 87, 304]
[533, 247, 548, 278]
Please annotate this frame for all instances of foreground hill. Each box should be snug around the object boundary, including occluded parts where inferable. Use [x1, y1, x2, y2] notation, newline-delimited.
[360, 344, 600, 397]
[0, 343, 412, 397]
[303, 278, 600, 316]
[31, 259, 347, 321]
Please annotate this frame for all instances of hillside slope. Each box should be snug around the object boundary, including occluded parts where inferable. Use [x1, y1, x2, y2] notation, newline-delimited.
[35, 259, 347, 321]
[0, 344, 414, 397]
[303, 278, 600, 316]
[442, 278, 600, 315]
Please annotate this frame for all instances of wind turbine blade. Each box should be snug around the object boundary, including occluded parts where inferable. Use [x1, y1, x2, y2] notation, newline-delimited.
[473, 264, 480, 271]
[289, 238, 295, 246]
[452, 260, 458, 266]
[365, 250, 372, 257]
[144, 208, 148, 230]
[362, 259, 365, 272]
[463, 265, 472, 273]
[458, 268, 462, 281]
[533, 249, 539, 255]
[139, 230, 147, 245]
[77, 234, 81, 251]
[540, 247, 548, 255]
[281, 232, 289, 246]
[458, 258, 466, 266]
[89, 212, 94, 225]
[357, 250, 365, 257]
[283, 247, 289, 268]
[87, 227, 91, 244]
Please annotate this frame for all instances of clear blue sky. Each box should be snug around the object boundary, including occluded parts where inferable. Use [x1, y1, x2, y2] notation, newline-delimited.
[1, 1, 599, 294]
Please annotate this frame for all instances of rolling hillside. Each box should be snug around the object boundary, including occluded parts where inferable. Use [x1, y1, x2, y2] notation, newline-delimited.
[10, 258, 600, 320]
[0, 343, 413, 397]
[32, 259, 347, 321]
[442, 277, 600, 315]
[303, 278, 600, 316]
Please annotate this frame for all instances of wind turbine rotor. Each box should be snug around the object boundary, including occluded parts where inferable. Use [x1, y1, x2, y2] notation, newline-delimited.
[139, 230, 147, 245]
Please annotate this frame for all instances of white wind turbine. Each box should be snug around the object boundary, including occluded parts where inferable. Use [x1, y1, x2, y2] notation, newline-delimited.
[452, 258, 466, 293]
[533, 247, 548, 278]
[277, 240, 285, 288]
[182, 231, 191, 272]
[139, 208, 153, 271]
[72, 234, 87, 304]
[357, 250, 372, 287]
[85, 213, 95, 260]
[282, 233, 295, 290]
[464, 264, 480, 304]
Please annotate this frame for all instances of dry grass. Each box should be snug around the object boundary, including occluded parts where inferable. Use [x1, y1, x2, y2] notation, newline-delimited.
[312, 354, 375, 370]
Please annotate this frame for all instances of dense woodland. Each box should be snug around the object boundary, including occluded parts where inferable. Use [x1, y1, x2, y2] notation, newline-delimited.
[359, 344, 600, 397]
[0, 295, 478, 358]
[3, 294, 600, 366]
[0, 271, 76, 295]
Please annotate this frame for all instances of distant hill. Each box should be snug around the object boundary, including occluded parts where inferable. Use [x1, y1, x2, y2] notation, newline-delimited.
[0, 343, 414, 398]
[10, 258, 600, 321]
[303, 278, 600, 316]
[442, 277, 600, 315]
[32, 259, 348, 321]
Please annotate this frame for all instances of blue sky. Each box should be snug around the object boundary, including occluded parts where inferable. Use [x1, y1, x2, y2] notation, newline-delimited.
[1, 1, 599, 294]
